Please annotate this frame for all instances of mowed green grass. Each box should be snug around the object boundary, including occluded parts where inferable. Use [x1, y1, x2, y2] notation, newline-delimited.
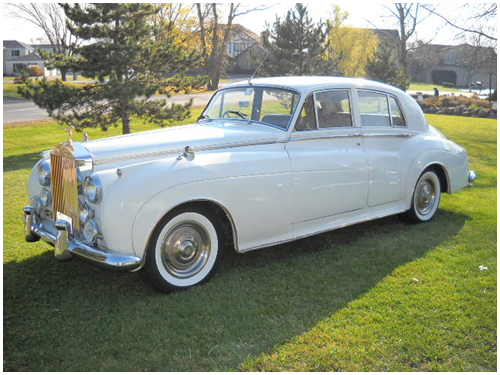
[3, 114, 496, 371]
[408, 82, 466, 93]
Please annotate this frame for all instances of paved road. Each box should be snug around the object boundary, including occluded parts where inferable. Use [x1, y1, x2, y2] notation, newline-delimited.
[2, 92, 217, 124]
[2, 78, 247, 124]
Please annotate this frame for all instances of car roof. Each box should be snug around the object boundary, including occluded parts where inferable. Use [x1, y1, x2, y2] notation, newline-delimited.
[227, 76, 405, 97]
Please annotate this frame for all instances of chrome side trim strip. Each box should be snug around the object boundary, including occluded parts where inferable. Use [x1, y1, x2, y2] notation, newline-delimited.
[361, 132, 413, 138]
[290, 133, 362, 142]
[94, 138, 278, 165]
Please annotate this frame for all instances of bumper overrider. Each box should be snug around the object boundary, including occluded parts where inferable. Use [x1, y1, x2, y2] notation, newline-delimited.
[23, 205, 142, 272]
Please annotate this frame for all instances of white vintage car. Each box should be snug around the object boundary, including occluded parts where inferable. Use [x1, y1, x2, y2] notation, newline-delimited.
[24, 77, 475, 292]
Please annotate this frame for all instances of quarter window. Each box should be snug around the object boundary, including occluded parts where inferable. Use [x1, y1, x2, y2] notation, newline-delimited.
[388, 96, 406, 126]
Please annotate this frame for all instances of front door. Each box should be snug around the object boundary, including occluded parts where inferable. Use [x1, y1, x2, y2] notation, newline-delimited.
[286, 90, 368, 232]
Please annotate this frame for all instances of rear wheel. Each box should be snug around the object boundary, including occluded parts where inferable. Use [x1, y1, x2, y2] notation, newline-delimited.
[140, 206, 222, 293]
[402, 170, 441, 223]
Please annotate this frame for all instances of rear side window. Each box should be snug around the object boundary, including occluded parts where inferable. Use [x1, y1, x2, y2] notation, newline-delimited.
[358, 91, 390, 127]
[358, 90, 406, 127]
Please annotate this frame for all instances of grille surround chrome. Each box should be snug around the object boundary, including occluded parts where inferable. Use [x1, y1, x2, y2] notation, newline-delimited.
[50, 144, 80, 235]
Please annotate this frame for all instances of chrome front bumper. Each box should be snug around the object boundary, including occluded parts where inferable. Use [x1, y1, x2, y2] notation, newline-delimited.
[23, 205, 142, 272]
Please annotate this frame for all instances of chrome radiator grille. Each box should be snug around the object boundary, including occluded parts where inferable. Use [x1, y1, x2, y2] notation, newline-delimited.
[50, 152, 80, 235]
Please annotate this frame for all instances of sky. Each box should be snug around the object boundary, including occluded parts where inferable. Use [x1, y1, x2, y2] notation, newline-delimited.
[1, 2, 496, 46]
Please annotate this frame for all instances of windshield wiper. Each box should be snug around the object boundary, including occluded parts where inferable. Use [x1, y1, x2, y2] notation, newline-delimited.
[224, 110, 248, 120]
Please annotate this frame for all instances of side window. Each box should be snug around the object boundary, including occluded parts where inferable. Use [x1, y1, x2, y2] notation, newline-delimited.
[389, 96, 406, 126]
[358, 91, 390, 127]
[316, 90, 352, 128]
[295, 95, 317, 131]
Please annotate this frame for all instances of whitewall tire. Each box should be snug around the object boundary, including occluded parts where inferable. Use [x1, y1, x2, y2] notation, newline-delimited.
[402, 169, 442, 223]
[140, 206, 222, 293]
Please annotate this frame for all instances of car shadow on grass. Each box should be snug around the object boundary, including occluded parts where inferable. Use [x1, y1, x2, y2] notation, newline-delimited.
[3, 210, 468, 372]
[3, 152, 41, 172]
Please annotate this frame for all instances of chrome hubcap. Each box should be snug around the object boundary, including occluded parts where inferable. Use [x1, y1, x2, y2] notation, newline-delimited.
[161, 222, 210, 279]
[416, 179, 436, 216]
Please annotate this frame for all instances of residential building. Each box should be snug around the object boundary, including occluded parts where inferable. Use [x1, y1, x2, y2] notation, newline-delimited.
[226, 24, 264, 73]
[3, 40, 58, 76]
[409, 43, 497, 89]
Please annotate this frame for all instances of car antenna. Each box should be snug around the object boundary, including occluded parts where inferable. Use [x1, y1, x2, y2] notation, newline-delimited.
[248, 47, 272, 85]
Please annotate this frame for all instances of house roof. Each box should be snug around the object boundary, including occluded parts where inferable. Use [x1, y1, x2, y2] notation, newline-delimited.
[370, 29, 400, 42]
[7, 53, 43, 62]
[3, 40, 33, 49]
[231, 24, 261, 42]
[31, 44, 53, 50]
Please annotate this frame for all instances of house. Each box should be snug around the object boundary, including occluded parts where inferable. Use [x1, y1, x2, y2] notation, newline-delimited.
[409, 43, 497, 89]
[3, 40, 58, 76]
[226, 24, 264, 73]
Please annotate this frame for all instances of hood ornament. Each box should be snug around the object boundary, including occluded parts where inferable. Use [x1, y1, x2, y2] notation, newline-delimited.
[64, 125, 75, 151]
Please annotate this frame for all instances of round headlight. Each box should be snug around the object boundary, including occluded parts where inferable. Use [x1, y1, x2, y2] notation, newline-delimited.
[79, 202, 94, 224]
[83, 219, 99, 245]
[39, 188, 52, 207]
[83, 174, 102, 203]
[37, 161, 51, 186]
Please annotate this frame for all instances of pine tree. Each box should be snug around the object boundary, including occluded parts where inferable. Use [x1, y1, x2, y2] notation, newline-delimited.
[260, 4, 328, 76]
[365, 41, 411, 91]
[19, 3, 206, 134]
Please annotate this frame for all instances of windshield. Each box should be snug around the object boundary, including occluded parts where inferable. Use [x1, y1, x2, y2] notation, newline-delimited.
[200, 86, 300, 130]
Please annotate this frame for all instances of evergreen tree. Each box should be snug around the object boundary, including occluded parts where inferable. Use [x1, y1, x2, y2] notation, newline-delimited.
[19, 3, 206, 134]
[365, 41, 411, 91]
[260, 4, 328, 76]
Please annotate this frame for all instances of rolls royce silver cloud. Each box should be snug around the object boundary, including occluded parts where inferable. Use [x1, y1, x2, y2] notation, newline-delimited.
[23, 77, 475, 293]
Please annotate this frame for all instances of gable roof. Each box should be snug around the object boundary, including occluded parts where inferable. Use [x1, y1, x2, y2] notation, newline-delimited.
[7, 53, 43, 62]
[3, 40, 33, 49]
[230, 24, 261, 42]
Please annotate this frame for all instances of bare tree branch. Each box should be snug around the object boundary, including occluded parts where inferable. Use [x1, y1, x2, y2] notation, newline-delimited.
[420, 4, 497, 41]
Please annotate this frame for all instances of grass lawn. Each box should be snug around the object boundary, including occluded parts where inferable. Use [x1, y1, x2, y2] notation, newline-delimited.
[409, 82, 466, 93]
[3, 115, 496, 371]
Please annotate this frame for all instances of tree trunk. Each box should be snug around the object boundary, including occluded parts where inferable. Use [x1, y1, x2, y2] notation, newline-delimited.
[61, 69, 67, 81]
[122, 110, 131, 134]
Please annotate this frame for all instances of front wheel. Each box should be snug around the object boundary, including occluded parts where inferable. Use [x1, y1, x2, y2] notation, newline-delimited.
[140, 206, 222, 293]
[401, 170, 441, 223]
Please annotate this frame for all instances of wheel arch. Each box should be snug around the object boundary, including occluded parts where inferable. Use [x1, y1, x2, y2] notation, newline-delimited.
[140, 199, 238, 268]
[423, 163, 450, 194]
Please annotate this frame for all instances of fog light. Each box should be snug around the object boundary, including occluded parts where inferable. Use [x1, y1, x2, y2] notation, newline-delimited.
[30, 196, 42, 215]
[79, 202, 93, 225]
[40, 188, 52, 207]
[83, 219, 99, 245]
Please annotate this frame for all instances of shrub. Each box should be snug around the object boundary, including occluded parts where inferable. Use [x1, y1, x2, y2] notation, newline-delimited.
[421, 95, 490, 110]
[27, 65, 42, 77]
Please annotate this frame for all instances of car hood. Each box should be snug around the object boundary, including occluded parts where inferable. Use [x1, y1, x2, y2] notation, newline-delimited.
[81, 121, 283, 165]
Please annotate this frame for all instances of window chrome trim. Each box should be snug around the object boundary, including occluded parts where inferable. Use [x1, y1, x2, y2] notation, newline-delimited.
[199, 85, 302, 131]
